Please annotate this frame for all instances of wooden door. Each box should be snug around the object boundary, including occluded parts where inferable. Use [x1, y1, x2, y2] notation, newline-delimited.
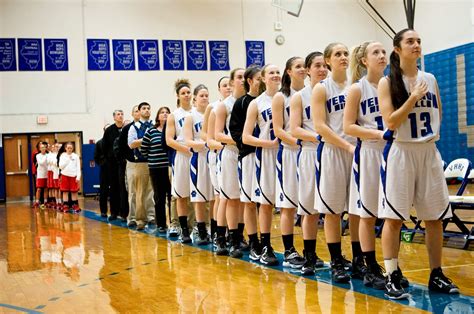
[3, 135, 30, 200]
[30, 133, 55, 151]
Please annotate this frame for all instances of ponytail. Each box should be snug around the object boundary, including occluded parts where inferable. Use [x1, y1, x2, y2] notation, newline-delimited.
[280, 56, 301, 97]
[388, 29, 412, 110]
[350, 42, 372, 83]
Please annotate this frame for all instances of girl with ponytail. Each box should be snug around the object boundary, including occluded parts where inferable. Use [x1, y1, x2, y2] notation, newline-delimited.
[311, 42, 364, 283]
[183, 84, 212, 245]
[378, 29, 458, 299]
[290, 51, 328, 275]
[343, 41, 388, 290]
[214, 68, 246, 257]
[201, 76, 231, 242]
[271, 57, 306, 268]
[166, 78, 193, 243]
[242, 64, 281, 266]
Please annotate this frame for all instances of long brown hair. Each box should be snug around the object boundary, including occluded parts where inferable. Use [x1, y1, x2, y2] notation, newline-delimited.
[154, 106, 171, 128]
[389, 29, 412, 110]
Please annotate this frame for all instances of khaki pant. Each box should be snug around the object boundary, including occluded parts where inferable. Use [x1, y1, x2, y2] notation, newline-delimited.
[127, 162, 154, 224]
[169, 197, 195, 229]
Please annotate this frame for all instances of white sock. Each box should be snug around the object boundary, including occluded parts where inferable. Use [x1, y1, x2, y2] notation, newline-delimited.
[384, 258, 398, 275]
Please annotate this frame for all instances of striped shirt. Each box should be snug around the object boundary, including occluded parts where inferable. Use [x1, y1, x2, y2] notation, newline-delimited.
[140, 127, 169, 169]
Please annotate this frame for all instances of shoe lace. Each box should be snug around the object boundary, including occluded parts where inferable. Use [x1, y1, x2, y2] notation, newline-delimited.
[435, 270, 453, 284]
[371, 263, 386, 277]
[265, 246, 275, 257]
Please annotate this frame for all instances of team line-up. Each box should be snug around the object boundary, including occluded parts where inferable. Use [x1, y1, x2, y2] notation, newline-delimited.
[127, 29, 459, 301]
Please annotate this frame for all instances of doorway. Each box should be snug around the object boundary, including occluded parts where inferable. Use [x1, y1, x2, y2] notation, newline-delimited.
[3, 135, 30, 202]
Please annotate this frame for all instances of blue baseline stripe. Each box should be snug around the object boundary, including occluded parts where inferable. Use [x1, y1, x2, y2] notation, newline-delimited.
[81, 209, 474, 313]
[0, 304, 43, 314]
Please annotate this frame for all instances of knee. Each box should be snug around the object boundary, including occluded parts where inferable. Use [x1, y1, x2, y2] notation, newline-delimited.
[385, 219, 403, 230]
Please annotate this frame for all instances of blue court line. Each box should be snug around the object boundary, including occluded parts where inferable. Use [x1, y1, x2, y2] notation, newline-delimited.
[83, 209, 474, 313]
[0, 303, 43, 313]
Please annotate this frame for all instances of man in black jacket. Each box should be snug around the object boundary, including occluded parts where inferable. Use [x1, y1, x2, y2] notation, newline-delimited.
[94, 127, 109, 218]
[102, 110, 124, 221]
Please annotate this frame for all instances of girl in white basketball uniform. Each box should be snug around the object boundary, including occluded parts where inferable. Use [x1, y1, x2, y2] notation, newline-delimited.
[184, 84, 213, 245]
[272, 57, 305, 269]
[229, 66, 263, 260]
[243, 64, 280, 266]
[378, 29, 458, 299]
[202, 77, 231, 240]
[312, 43, 364, 283]
[290, 52, 328, 275]
[215, 68, 246, 257]
[166, 79, 193, 243]
[343, 41, 388, 290]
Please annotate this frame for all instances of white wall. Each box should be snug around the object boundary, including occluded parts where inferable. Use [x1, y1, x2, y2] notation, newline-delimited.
[373, 0, 474, 53]
[1, 0, 473, 142]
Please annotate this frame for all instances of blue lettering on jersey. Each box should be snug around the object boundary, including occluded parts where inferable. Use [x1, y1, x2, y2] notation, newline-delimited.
[304, 106, 311, 120]
[178, 117, 186, 127]
[414, 91, 438, 109]
[360, 97, 379, 116]
[326, 95, 346, 113]
[194, 122, 202, 133]
[261, 108, 273, 122]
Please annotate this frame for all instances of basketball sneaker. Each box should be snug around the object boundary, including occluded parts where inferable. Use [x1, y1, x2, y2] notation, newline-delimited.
[215, 236, 229, 256]
[239, 236, 250, 251]
[363, 263, 386, 290]
[331, 258, 351, 283]
[71, 204, 81, 213]
[385, 270, 410, 299]
[229, 244, 243, 258]
[351, 256, 367, 279]
[428, 267, 459, 294]
[315, 254, 325, 268]
[180, 228, 192, 244]
[168, 225, 179, 238]
[283, 247, 306, 269]
[61, 204, 69, 213]
[196, 229, 210, 246]
[260, 246, 278, 266]
[301, 251, 316, 276]
[398, 267, 410, 288]
[249, 242, 262, 261]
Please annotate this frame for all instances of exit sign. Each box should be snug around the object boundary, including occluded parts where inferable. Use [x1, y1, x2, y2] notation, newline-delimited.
[37, 115, 48, 124]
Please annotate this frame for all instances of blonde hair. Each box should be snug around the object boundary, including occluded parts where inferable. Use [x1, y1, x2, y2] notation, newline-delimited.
[349, 41, 375, 83]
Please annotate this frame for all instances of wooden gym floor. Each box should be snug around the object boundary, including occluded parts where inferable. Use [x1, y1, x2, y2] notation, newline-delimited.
[0, 192, 473, 313]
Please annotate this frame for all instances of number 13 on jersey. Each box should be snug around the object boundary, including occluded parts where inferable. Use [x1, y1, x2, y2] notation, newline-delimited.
[408, 112, 433, 138]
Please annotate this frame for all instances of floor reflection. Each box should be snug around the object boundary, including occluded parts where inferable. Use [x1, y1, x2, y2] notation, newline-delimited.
[0, 202, 473, 313]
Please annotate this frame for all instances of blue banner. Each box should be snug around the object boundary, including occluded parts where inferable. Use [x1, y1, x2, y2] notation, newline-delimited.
[162, 40, 184, 70]
[44, 39, 68, 71]
[87, 39, 110, 71]
[186, 40, 207, 71]
[0, 38, 16, 71]
[209, 41, 230, 71]
[18, 38, 42, 71]
[113, 39, 135, 71]
[137, 40, 160, 71]
[246, 40, 265, 67]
